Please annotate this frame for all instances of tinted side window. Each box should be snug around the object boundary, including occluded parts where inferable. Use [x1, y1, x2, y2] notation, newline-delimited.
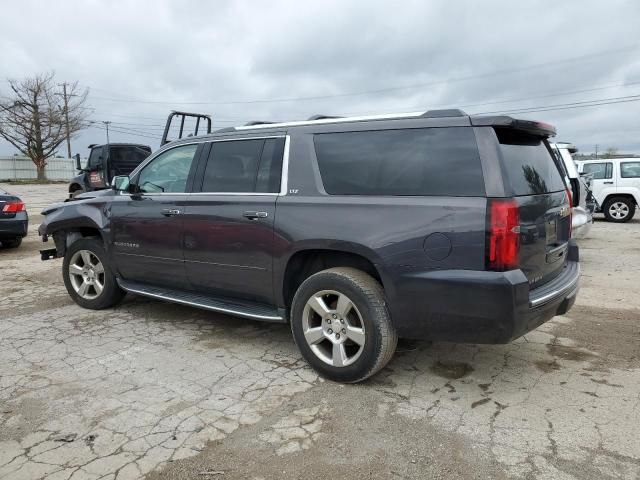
[137, 144, 198, 193]
[314, 127, 484, 196]
[582, 162, 612, 180]
[496, 129, 566, 195]
[201, 139, 265, 193]
[256, 138, 285, 193]
[621, 162, 640, 178]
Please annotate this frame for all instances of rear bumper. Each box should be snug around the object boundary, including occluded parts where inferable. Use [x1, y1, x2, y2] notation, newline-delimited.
[0, 213, 28, 239]
[387, 241, 580, 343]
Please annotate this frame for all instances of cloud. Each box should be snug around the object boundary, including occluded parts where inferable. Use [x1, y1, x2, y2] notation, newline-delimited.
[1, 0, 639, 155]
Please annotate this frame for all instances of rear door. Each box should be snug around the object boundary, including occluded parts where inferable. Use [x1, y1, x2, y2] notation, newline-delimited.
[183, 136, 285, 304]
[495, 129, 571, 289]
[579, 161, 615, 207]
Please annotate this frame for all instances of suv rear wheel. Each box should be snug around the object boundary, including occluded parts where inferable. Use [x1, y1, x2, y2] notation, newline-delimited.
[63, 238, 125, 309]
[603, 196, 635, 223]
[290, 267, 397, 383]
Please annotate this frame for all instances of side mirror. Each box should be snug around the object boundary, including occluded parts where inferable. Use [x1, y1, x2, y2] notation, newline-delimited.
[112, 175, 130, 192]
[74, 153, 82, 171]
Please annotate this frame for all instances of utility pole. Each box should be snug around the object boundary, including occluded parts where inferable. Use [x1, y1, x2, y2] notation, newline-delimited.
[594, 144, 599, 160]
[59, 82, 72, 158]
[103, 121, 111, 145]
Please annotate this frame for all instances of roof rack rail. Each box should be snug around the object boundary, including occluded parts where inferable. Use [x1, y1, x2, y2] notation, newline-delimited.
[244, 121, 277, 126]
[421, 109, 467, 118]
[214, 127, 236, 133]
[307, 115, 344, 121]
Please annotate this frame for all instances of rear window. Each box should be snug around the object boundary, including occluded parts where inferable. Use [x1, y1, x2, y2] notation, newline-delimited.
[496, 129, 566, 196]
[313, 127, 484, 196]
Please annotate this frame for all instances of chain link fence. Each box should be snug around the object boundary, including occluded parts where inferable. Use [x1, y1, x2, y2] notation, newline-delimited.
[0, 156, 76, 181]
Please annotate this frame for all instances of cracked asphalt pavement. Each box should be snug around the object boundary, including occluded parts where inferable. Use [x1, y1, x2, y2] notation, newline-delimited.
[1, 183, 639, 479]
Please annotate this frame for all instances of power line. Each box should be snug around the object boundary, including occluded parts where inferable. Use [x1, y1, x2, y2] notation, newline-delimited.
[85, 43, 640, 106]
[86, 123, 160, 141]
[474, 94, 640, 115]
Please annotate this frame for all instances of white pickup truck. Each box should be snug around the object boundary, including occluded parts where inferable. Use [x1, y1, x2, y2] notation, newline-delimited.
[576, 158, 640, 222]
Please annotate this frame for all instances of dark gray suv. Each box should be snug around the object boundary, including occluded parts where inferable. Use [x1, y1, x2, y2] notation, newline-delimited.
[38, 109, 580, 383]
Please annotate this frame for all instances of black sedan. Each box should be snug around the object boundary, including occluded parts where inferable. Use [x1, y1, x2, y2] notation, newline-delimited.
[0, 187, 28, 248]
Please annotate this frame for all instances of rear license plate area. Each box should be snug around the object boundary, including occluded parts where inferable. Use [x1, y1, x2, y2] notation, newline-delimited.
[545, 218, 557, 244]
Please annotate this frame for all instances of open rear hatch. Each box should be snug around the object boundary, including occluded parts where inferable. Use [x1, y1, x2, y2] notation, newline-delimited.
[494, 127, 571, 289]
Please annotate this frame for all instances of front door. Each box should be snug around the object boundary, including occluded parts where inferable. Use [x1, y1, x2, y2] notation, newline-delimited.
[183, 136, 285, 304]
[111, 143, 202, 289]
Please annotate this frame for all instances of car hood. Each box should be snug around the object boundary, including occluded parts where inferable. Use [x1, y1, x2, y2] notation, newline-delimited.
[41, 189, 115, 215]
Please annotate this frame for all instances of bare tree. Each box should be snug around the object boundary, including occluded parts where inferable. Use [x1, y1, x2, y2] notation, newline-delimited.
[0, 73, 89, 180]
[602, 147, 619, 159]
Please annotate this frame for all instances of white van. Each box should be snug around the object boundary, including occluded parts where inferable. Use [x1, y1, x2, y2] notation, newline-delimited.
[576, 158, 640, 222]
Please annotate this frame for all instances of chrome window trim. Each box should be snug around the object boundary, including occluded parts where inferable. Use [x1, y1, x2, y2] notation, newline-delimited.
[208, 135, 285, 142]
[186, 192, 278, 197]
[125, 135, 290, 197]
[279, 135, 290, 196]
[120, 192, 279, 197]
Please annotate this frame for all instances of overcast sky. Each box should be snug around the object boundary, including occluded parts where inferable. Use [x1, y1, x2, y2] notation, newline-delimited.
[1, 0, 639, 157]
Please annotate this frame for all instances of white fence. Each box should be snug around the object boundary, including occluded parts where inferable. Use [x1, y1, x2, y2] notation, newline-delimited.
[0, 156, 76, 181]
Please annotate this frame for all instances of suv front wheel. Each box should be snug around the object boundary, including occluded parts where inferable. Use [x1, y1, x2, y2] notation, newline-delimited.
[63, 238, 126, 309]
[290, 267, 397, 383]
[603, 196, 636, 223]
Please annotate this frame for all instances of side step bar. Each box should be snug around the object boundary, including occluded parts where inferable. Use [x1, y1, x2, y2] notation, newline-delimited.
[117, 279, 285, 323]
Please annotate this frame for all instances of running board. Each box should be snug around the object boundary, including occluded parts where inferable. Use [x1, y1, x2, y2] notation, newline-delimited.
[117, 279, 285, 322]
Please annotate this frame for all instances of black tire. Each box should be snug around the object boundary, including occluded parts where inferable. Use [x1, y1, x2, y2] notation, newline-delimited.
[1, 237, 22, 248]
[603, 196, 635, 223]
[290, 267, 397, 383]
[71, 189, 84, 198]
[62, 237, 125, 309]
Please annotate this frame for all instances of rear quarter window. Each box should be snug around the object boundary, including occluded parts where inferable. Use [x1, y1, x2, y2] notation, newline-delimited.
[621, 161, 640, 178]
[496, 129, 566, 196]
[313, 127, 485, 196]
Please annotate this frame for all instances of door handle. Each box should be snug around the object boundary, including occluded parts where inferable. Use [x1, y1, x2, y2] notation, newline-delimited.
[161, 208, 182, 216]
[243, 211, 268, 219]
[603, 181, 614, 184]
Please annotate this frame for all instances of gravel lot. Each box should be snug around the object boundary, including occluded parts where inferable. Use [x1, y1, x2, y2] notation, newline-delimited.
[1, 183, 639, 480]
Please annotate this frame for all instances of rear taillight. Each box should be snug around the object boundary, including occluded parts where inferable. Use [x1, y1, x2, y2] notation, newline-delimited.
[2, 201, 25, 213]
[565, 188, 572, 239]
[487, 199, 520, 271]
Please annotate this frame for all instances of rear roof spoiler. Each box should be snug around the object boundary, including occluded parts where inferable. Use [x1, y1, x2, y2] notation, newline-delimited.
[470, 115, 557, 137]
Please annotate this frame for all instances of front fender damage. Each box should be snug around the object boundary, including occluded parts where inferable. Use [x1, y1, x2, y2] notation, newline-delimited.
[38, 199, 111, 261]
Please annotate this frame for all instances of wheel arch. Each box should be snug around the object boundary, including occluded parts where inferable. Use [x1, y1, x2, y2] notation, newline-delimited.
[603, 193, 637, 207]
[278, 245, 389, 310]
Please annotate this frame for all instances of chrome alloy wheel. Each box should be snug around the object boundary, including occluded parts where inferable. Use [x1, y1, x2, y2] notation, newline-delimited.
[609, 201, 630, 220]
[302, 290, 366, 367]
[68, 250, 105, 300]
